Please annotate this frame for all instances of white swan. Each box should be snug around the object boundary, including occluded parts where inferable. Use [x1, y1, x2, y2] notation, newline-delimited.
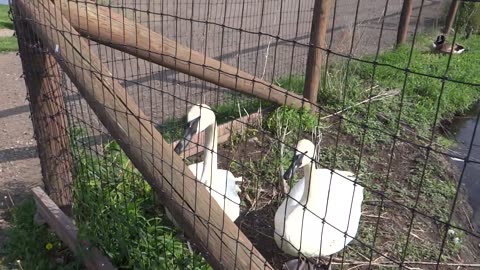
[174, 104, 241, 221]
[274, 139, 364, 261]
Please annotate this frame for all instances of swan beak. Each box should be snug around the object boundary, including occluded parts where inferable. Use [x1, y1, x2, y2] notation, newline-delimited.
[283, 164, 296, 180]
[174, 137, 190, 154]
[174, 116, 200, 154]
[283, 153, 304, 180]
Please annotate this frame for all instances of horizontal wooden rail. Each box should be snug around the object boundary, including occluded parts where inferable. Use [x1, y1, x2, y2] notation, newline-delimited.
[16, 0, 272, 269]
[53, 0, 309, 110]
[32, 187, 116, 270]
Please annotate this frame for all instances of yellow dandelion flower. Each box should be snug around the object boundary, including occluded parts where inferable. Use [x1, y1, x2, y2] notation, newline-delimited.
[45, 243, 54, 250]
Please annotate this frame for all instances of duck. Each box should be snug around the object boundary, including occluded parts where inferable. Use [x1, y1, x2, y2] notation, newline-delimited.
[173, 104, 241, 221]
[274, 139, 364, 264]
[432, 34, 465, 54]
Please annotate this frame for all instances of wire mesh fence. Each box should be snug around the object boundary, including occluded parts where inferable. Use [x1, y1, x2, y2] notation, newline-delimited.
[10, 0, 480, 269]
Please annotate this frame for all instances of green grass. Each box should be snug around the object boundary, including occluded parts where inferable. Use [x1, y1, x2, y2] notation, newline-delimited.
[279, 34, 480, 145]
[0, 5, 13, 30]
[456, 2, 480, 34]
[0, 36, 18, 52]
[2, 199, 82, 270]
[0, 5, 17, 53]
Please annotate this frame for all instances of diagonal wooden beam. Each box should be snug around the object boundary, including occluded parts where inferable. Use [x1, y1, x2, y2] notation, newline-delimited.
[52, 0, 310, 110]
[15, 0, 273, 269]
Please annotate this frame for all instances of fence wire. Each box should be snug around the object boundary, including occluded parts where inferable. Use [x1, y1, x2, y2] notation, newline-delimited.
[11, 0, 480, 269]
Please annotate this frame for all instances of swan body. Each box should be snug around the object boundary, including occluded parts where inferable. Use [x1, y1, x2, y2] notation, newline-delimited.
[174, 104, 241, 221]
[274, 139, 364, 257]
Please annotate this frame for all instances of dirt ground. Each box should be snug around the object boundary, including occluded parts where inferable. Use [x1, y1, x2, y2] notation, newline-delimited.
[0, 52, 43, 248]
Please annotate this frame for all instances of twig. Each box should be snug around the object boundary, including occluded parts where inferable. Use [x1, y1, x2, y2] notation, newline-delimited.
[409, 231, 424, 242]
[278, 120, 291, 195]
[255, 104, 263, 128]
[321, 89, 400, 120]
[244, 193, 257, 213]
[260, 3, 280, 80]
[405, 261, 480, 267]
[331, 259, 480, 268]
[237, 103, 244, 134]
[312, 126, 323, 167]
[16, 260, 24, 270]
[331, 261, 416, 270]
[461, 206, 475, 232]
[364, 84, 379, 92]
[7, 191, 15, 206]
[362, 214, 389, 219]
[260, 39, 272, 80]
[346, 246, 370, 261]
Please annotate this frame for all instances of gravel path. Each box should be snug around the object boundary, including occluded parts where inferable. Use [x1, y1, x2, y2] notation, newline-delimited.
[0, 52, 43, 248]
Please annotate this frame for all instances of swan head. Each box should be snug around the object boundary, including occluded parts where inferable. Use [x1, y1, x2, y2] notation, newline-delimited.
[283, 139, 316, 180]
[174, 104, 216, 154]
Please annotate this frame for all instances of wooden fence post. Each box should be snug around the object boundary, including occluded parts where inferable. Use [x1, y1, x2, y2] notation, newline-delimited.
[443, 0, 460, 34]
[304, 0, 331, 106]
[396, 0, 413, 46]
[12, 1, 73, 214]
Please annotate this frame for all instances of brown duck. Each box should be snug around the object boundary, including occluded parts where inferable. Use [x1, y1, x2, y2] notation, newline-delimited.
[432, 34, 465, 54]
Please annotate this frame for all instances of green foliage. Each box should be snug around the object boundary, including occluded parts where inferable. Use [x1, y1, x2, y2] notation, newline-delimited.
[456, 2, 480, 34]
[214, 97, 268, 123]
[282, 35, 480, 146]
[0, 5, 17, 53]
[406, 161, 456, 221]
[3, 199, 82, 270]
[0, 36, 17, 53]
[354, 35, 480, 135]
[265, 106, 318, 137]
[0, 5, 13, 30]
[71, 135, 211, 270]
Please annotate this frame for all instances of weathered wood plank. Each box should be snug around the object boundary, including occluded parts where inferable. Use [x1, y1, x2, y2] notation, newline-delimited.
[397, 0, 413, 45]
[303, 0, 331, 106]
[17, 0, 272, 269]
[32, 187, 116, 270]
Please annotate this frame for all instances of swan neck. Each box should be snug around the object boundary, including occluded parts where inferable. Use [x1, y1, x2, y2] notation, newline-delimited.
[301, 163, 321, 205]
[202, 121, 218, 186]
